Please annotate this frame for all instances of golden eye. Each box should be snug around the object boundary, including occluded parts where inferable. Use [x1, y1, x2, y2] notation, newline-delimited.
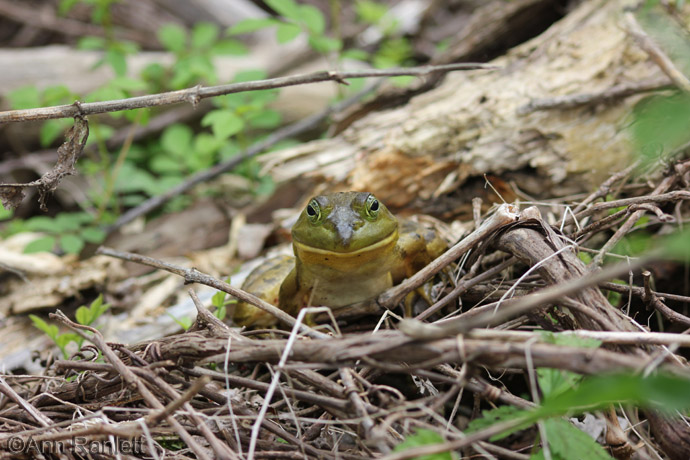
[364, 194, 379, 220]
[306, 199, 321, 223]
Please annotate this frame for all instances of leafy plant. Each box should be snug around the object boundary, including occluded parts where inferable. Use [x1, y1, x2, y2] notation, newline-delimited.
[393, 429, 457, 460]
[211, 277, 237, 321]
[0, 202, 12, 220]
[156, 22, 247, 90]
[4, 212, 107, 255]
[468, 372, 690, 459]
[168, 313, 193, 331]
[30, 295, 110, 359]
[465, 334, 690, 459]
[229, 0, 341, 54]
[353, 0, 415, 86]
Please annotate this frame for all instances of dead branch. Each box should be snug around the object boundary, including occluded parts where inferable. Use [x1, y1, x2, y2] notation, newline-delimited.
[0, 63, 495, 123]
[0, 117, 88, 211]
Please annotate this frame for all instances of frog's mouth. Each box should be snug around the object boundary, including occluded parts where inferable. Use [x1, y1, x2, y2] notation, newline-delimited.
[293, 230, 398, 258]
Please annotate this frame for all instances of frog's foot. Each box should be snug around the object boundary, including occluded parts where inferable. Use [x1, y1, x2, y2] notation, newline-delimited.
[402, 285, 436, 318]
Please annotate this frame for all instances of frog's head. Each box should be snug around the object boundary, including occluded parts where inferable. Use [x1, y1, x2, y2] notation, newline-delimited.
[291, 192, 398, 266]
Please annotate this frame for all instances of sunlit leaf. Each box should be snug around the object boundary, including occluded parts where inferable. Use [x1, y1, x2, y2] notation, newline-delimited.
[24, 236, 56, 253]
[192, 22, 219, 50]
[158, 24, 187, 53]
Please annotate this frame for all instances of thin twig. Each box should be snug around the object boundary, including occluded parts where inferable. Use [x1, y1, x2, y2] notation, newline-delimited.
[96, 246, 328, 339]
[399, 254, 652, 339]
[624, 12, 690, 93]
[517, 77, 670, 114]
[378, 204, 519, 309]
[642, 271, 690, 327]
[49, 310, 214, 460]
[0, 63, 496, 123]
[0, 377, 53, 427]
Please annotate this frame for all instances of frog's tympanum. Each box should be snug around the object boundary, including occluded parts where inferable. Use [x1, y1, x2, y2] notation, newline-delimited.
[233, 191, 446, 327]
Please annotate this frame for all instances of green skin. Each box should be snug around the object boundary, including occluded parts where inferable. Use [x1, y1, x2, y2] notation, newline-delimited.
[233, 192, 446, 327]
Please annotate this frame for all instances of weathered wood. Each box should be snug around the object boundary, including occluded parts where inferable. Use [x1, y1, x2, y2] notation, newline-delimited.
[259, 0, 666, 205]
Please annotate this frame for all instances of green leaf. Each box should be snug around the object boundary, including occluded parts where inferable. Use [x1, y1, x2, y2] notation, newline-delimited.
[308, 35, 342, 53]
[8, 86, 40, 110]
[168, 313, 193, 331]
[300, 5, 325, 35]
[25, 216, 57, 232]
[265, 0, 301, 21]
[340, 49, 370, 61]
[233, 69, 268, 82]
[211, 39, 248, 55]
[577, 251, 592, 264]
[75, 305, 91, 326]
[59, 234, 85, 254]
[214, 304, 227, 320]
[30, 314, 59, 340]
[53, 213, 84, 232]
[537, 373, 690, 418]
[40, 120, 66, 147]
[201, 110, 244, 140]
[89, 294, 104, 313]
[55, 334, 77, 357]
[0, 202, 12, 220]
[390, 75, 415, 87]
[170, 64, 194, 89]
[158, 23, 187, 53]
[537, 368, 582, 400]
[276, 22, 302, 43]
[246, 109, 281, 129]
[42, 85, 73, 105]
[24, 236, 56, 253]
[111, 76, 148, 92]
[105, 48, 127, 76]
[662, 228, 690, 260]
[255, 174, 276, 196]
[125, 107, 151, 124]
[538, 331, 602, 349]
[228, 18, 279, 35]
[393, 429, 455, 460]
[58, 0, 80, 16]
[80, 227, 106, 244]
[161, 124, 193, 157]
[114, 162, 156, 194]
[59, 332, 83, 347]
[467, 405, 531, 440]
[355, 0, 389, 24]
[142, 62, 165, 83]
[194, 132, 223, 156]
[192, 22, 219, 50]
[85, 85, 126, 104]
[187, 54, 217, 84]
[534, 418, 613, 460]
[78, 36, 106, 50]
[613, 233, 653, 257]
[212, 290, 227, 308]
[632, 92, 690, 164]
[150, 155, 185, 174]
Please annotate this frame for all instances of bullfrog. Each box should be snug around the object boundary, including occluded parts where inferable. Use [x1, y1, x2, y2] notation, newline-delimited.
[233, 191, 447, 327]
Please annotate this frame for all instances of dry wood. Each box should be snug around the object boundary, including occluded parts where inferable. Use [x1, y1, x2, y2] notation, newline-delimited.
[256, 0, 676, 205]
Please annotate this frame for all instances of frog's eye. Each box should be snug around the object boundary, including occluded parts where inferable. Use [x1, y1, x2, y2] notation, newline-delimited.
[306, 199, 321, 224]
[364, 194, 380, 220]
